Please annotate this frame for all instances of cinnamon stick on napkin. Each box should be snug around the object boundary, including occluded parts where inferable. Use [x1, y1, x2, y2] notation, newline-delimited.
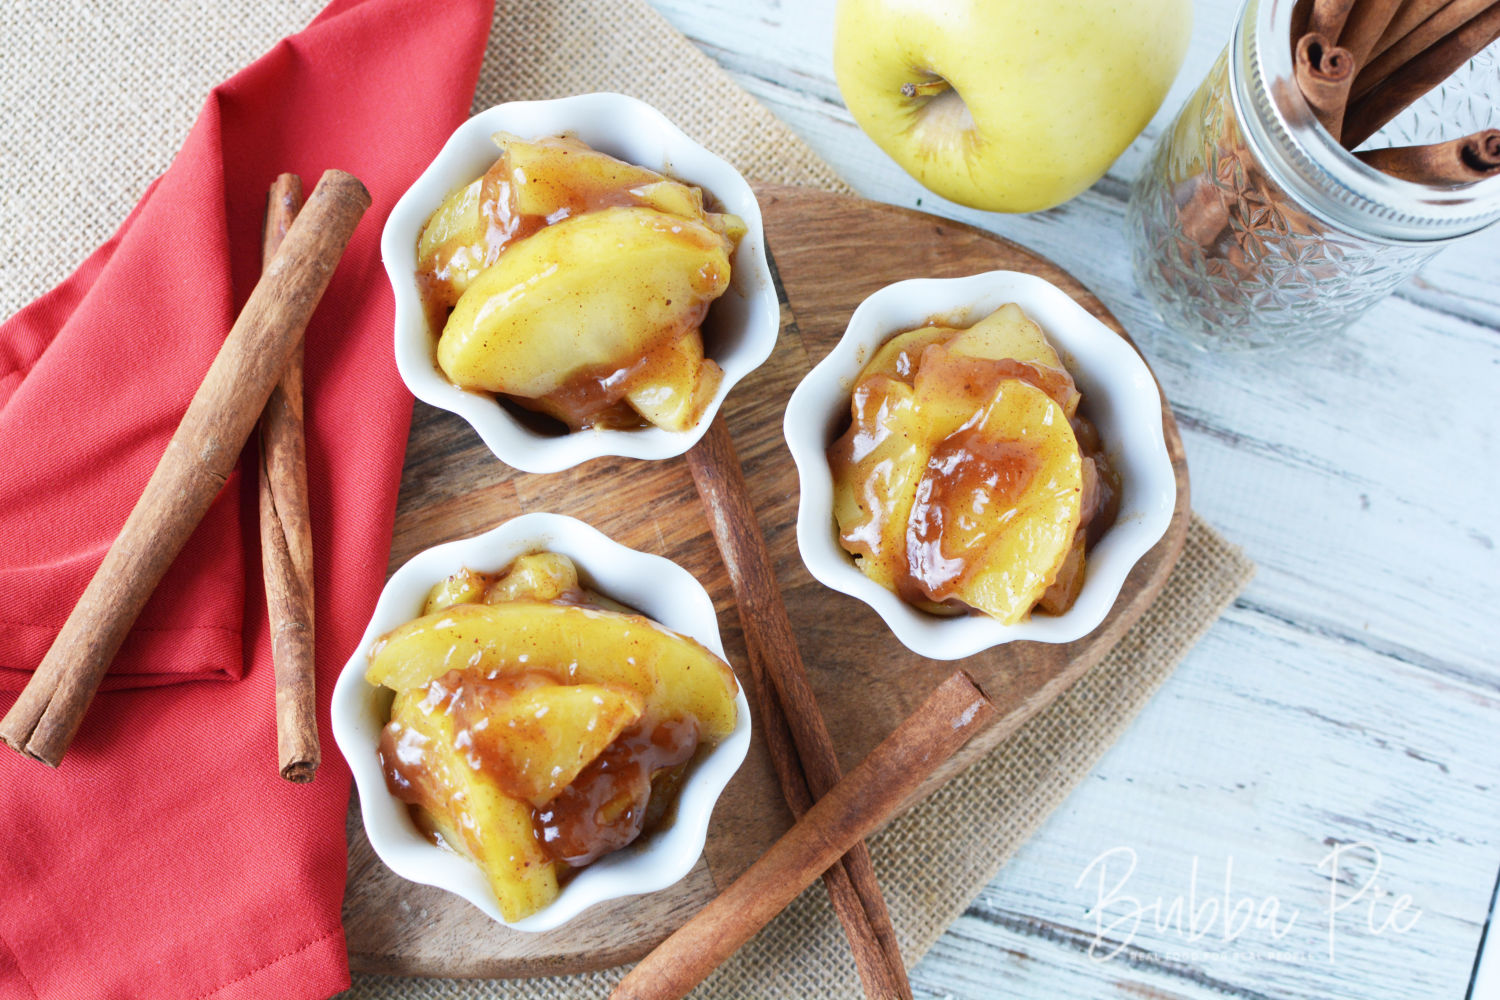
[0, 169, 369, 768]
[259, 173, 321, 784]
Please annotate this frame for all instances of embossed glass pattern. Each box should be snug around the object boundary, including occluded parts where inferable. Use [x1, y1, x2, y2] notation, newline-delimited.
[1129, 0, 1500, 351]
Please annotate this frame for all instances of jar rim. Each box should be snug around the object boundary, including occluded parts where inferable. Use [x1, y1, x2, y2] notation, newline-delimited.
[1235, 0, 1500, 243]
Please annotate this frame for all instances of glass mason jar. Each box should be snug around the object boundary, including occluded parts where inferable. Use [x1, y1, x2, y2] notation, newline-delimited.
[1128, 0, 1500, 351]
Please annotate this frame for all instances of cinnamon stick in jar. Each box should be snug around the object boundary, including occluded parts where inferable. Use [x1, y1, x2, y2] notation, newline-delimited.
[1352, 0, 1497, 102]
[1306, 0, 1359, 40]
[1343, 3, 1500, 147]
[1336, 0, 1405, 65]
[1294, 32, 1358, 140]
[258, 174, 320, 784]
[1355, 128, 1500, 183]
[0, 169, 369, 768]
[610, 670, 996, 1000]
[1369, 0, 1457, 61]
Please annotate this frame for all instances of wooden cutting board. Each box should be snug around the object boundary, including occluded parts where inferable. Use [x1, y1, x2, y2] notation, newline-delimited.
[342, 184, 1192, 978]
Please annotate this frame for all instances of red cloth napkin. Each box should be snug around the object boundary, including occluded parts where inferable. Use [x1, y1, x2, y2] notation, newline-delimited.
[0, 1, 492, 996]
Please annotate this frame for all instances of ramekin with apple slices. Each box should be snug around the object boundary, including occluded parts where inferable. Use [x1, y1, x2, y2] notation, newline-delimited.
[331, 513, 752, 930]
[783, 272, 1177, 660]
[382, 95, 778, 474]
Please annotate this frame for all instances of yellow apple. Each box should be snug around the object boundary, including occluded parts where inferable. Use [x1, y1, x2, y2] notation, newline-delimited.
[833, 0, 1191, 212]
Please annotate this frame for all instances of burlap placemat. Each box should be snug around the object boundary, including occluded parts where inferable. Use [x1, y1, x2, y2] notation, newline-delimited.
[1, 1, 1255, 996]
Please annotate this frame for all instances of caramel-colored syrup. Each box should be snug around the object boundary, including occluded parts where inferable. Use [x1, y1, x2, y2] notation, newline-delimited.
[534, 715, 699, 868]
[901, 426, 1043, 605]
[378, 667, 703, 871]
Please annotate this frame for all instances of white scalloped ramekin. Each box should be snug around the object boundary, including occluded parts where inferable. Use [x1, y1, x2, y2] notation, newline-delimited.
[783, 271, 1177, 661]
[381, 93, 778, 474]
[330, 513, 752, 931]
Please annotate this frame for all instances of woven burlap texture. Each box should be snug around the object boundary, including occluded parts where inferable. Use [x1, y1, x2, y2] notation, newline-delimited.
[0, 1, 1256, 997]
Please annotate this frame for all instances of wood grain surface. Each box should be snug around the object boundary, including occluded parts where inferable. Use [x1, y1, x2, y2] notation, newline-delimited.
[342, 185, 1191, 978]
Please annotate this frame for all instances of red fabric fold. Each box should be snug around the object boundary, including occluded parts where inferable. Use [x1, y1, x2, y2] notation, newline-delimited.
[0, 0, 493, 996]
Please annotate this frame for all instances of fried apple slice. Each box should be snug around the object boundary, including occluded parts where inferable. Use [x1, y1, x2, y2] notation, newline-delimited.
[623, 331, 724, 432]
[499, 134, 687, 218]
[367, 602, 739, 742]
[387, 688, 560, 922]
[858, 325, 959, 385]
[483, 552, 582, 604]
[436, 206, 733, 403]
[828, 375, 928, 592]
[944, 303, 1079, 417]
[422, 567, 490, 615]
[496, 136, 746, 242]
[415, 178, 490, 308]
[461, 680, 646, 807]
[906, 378, 1083, 624]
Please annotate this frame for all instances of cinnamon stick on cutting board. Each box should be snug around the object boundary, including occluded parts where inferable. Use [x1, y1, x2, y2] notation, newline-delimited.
[685, 416, 911, 1000]
[0, 169, 369, 768]
[259, 174, 320, 784]
[1356, 128, 1500, 182]
[611, 670, 996, 1000]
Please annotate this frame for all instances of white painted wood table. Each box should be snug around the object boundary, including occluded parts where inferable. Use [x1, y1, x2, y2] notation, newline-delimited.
[649, 1, 1500, 997]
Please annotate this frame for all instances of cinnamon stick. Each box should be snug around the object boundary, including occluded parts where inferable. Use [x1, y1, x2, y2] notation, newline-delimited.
[1294, 32, 1358, 140]
[1352, 0, 1496, 102]
[1308, 0, 1360, 40]
[1369, 0, 1458, 61]
[259, 174, 320, 784]
[1337, 0, 1405, 65]
[1343, 2, 1500, 146]
[685, 415, 911, 1000]
[610, 670, 996, 1000]
[0, 169, 369, 768]
[1355, 128, 1500, 182]
[1176, 173, 1231, 249]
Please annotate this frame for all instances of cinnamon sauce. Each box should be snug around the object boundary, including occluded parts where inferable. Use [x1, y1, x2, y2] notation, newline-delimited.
[902, 427, 1045, 605]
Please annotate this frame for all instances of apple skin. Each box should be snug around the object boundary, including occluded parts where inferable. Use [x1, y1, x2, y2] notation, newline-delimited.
[834, 0, 1191, 213]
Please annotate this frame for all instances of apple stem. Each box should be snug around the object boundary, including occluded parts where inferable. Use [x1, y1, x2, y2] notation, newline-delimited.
[900, 78, 953, 99]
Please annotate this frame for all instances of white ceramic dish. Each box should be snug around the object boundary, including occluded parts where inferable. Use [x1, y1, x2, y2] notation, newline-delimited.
[381, 93, 778, 474]
[783, 271, 1177, 660]
[330, 513, 752, 931]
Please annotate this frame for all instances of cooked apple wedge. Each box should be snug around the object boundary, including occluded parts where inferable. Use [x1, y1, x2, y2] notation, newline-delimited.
[385, 689, 560, 922]
[421, 566, 490, 615]
[944, 303, 1079, 416]
[483, 551, 582, 604]
[461, 680, 646, 807]
[859, 324, 958, 385]
[436, 206, 733, 407]
[500, 133, 682, 217]
[828, 375, 928, 593]
[367, 601, 739, 741]
[906, 378, 1083, 623]
[911, 342, 1013, 440]
[415, 178, 490, 309]
[623, 331, 724, 432]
